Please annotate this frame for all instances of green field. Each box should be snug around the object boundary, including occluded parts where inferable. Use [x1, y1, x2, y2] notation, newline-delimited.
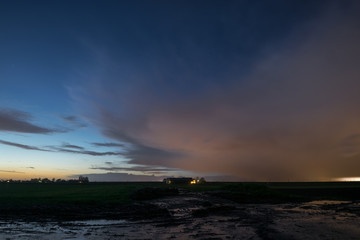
[0, 181, 359, 221]
[0, 182, 163, 206]
[268, 181, 360, 201]
[1, 181, 359, 207]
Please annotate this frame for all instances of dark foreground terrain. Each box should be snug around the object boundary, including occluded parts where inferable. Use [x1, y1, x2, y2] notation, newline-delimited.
[0, 182, 359, 239]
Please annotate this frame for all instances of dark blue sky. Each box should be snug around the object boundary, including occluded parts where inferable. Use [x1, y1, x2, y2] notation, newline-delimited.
[0, 0, 324, 97]
[1, 0, 360, 181]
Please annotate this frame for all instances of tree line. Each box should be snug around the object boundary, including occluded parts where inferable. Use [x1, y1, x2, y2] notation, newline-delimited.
[0, 176, 89, 184]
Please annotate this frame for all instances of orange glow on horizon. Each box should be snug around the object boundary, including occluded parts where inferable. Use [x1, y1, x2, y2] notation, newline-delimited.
[0, 170, 71, 180]
[334, 177, 360, 182]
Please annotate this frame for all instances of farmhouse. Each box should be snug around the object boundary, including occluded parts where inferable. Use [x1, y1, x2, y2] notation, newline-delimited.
[163, 177, 206, 184]
[163, 177, 193, 184]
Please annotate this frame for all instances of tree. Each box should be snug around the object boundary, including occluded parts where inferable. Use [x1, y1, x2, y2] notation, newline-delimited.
[78, 176, 89, 183]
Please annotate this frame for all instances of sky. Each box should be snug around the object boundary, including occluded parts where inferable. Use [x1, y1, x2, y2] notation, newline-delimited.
[1, 0, 360, 181]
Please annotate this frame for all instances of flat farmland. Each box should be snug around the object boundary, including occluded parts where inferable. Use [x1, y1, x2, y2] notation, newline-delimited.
[0, 182, 360, 239]
[0, 181, 359, 207]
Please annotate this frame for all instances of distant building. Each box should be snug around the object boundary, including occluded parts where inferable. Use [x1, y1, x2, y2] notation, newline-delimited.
[163, 177, 206, 184]
[163, 177, 193, 184]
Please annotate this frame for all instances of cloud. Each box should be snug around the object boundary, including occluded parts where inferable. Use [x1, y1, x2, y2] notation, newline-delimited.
[0, 139, 122, 157]
[74, 3, 360, 180]
[52, 146, 122, 156]
[90, 165, 180, 173]
[71, 172, 239, 182]
[0, 108, 56, 134]
[69, 172, 166, 182]
[203, 175, 245, 182]
[122, 144, 184, 167]
[62, 115, 87, 128]
[0, 139, 121, 157]
[63, 116, 77, 122]
[91, 142, 124, 147]
[0, 139, 50, 152]
[62, 144, 85, 150]
[0, 169, 25, 174]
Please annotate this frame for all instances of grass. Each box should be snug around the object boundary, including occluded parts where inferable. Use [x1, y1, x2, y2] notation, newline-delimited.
[0, 181, 359, 207]
[0, 182, 165, 206]
[178, 182, 360, 202]
[268, 182, 360, 201]
[183, 182, 292, 203]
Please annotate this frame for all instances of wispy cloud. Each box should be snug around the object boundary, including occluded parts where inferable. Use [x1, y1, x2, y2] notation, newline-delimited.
[52, 146, 122, 156]
[0, 139, 50, 152]
[62, 115, 87, 128]
[0, 169, 25, 174]
[62, 144, 85, 150]
[70, 172, 238, 182]
[63, 116, 77, 122]
[0, 139, 121, 157]
[69, 172, 167, 182]
[90, 165, 179, 173]
[0, 108, 57, 134]
[91, 142, 124, 147]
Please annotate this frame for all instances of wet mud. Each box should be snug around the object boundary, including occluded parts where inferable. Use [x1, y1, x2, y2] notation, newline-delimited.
[0, 189, 359, 239]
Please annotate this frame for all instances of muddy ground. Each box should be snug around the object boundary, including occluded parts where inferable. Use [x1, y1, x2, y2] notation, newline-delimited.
[0, 189, 359, 239]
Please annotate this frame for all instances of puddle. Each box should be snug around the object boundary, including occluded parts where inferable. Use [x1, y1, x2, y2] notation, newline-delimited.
[0, 219, 129, 240]
[0, 198, 359, 240]
[65, 219, 127, 226]
[275, 200, 352, 212]
[271, 200, 360, 240]
[303, 200, 351, 205]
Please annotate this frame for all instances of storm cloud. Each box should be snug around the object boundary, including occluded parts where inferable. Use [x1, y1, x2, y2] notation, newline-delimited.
[74, 3, 360, 181]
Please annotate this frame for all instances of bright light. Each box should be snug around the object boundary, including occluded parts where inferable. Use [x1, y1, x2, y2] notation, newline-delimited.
[190, 179, 197, 184]
[335, 177, 360, 182]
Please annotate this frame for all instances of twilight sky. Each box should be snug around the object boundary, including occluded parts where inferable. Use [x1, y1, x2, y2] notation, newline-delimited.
[1, 0, 360, 181]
